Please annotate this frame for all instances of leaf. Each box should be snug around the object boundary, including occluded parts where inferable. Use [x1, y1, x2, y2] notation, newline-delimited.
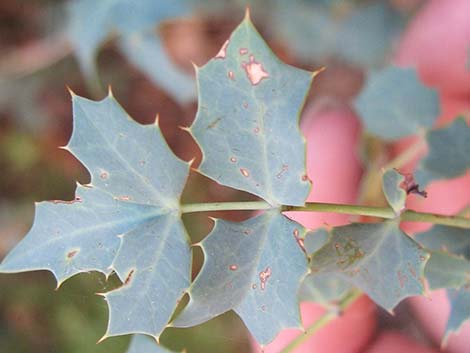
[189, 11, 313, 206]
[66, 0, 192, 99]
[271, 2, 404, 68]
[382, 169, 407, 214]
[299, 229, 351, 305]
[310, 221, 429, 311]
[172, 211, 308, 345]
[355, 66, 440, 140]
[126, 335, 176, 353]
[425, 252, 470, 290]
[417, 118, 470, 184]
[415, 225, 470, 259]
[118, 31, 196, 104]
[446, 288, 470, 341]
[0, 94, 191, 340]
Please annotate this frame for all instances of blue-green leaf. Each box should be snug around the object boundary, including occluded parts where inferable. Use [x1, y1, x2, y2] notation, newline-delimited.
[415, 225, 470, 259]
[190, 12, 313, 206]
[425, 252, 470, 290]
[417, 118, 470, 184]
[446, 288, 470, 341]
[172, 211, 308, 345]
[310, 221, 429, 311]
[382, 169, 407, 215]
[300, 229, 351, 305]
[126, 335, 176, 353]
[118, 31, 196, 104]
[0, 94, 191, 340]
[355, 66, 440, 140]
[66, 0, 192, 99]
[271, 2, 404, 68]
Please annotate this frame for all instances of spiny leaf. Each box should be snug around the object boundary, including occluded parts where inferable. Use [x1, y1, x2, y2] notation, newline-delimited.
[0, 94, 191, 340]
[67, 0, 193, 101]
[0, 186, 160, 285]
[355, 66, 440, 140]
[425, 252, 470, 290]
[103, 215, 190, 340]
[417, 117, 470, 185]
[300, 229, 351, 305]
[126, 335, 176, 353]
[446, 288, 470, 342]
[382, 169, 407, 215]
[190, 12, 313, 206]
[172, 211, 308, 345]
[310, 221, 429, 311]
[415, 225, 470, 259]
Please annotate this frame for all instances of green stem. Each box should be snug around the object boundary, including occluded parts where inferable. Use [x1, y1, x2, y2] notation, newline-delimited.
[279, 289, 363, 353]
[181, 201, 470, 228]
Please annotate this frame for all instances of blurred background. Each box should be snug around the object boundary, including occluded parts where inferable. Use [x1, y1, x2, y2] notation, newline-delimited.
[0, 1, 468, 352]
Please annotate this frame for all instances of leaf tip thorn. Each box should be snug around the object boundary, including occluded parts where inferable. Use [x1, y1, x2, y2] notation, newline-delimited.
[66, 85, 77, 97]
[107, 85, 114, 98]
[96, 333, 108, 344]
[312, 66, 326, 78]
[244, 6, 251, 20]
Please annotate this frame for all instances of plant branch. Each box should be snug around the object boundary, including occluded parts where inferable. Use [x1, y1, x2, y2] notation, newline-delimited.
[181, 201, 470, 228]
[278, 289, 363, 353]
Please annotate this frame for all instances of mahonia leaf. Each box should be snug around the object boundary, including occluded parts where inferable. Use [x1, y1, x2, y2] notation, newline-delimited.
[118, 32, 195, 103]
[417, 117, 470, 185]
[272, 2, 403, 68]
[415, 225, 470, 259]
[300, 229, 351, 304]
[189, 11, 314, 206]
[310, 221, 429, 311]
[415, 224, 470, 339]
[0, 94, 191, 340]
[172, 211, 308, 345]
[126, 335, 176, 353]
[382, 169, 407, 215]
[66, 0, 193, 101]
[355, 66, 440, 140]
[425, 252, 470, 290]
[446, 288, 470, 342]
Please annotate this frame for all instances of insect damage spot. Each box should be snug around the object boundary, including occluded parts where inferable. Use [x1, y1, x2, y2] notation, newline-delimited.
[100, 171, 109, 180]
[242, 55, 269, 85]
[230, 156, 237, 163]
[259, 267, 272, 290]
[215, 40, 229, 59]
[240, 168, 250, 177]
[52, 197, 82, 205]
[229, 264, 238, 271]
[276, 164, 289, 179]
[239, 48, 248, 55]
[228, 71, 235, 80]
[293, 228, 307, 254]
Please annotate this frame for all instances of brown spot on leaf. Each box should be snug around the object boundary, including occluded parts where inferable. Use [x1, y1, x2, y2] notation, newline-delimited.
[124, 269, 135, 285]
[276, 164, 289, 179]
[67, 250, 79, 259]
[229, 264, 238, 271]
[397, 271, 408, 288]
